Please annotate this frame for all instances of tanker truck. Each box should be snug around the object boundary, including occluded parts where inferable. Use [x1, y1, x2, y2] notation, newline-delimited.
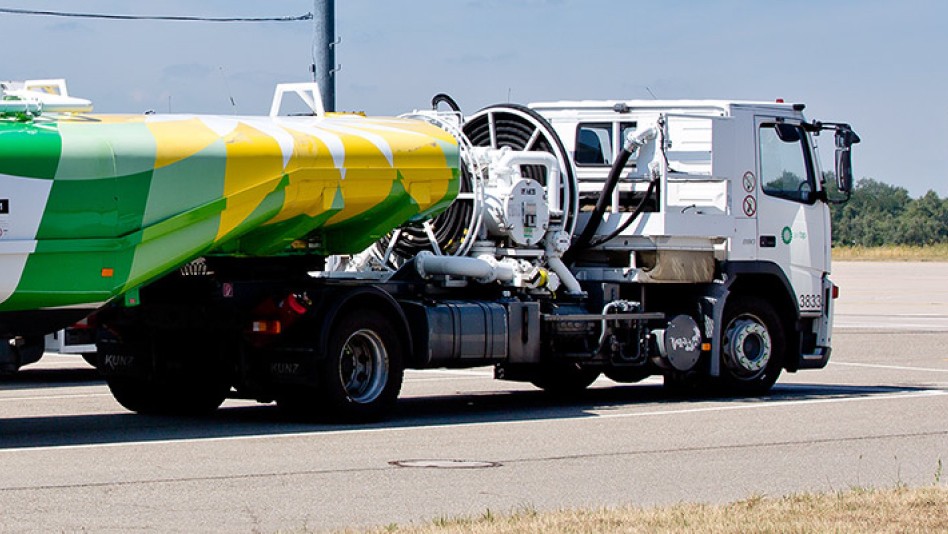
[0, 80, 859, 421]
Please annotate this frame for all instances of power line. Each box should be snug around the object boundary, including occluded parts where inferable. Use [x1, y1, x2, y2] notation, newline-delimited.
[0, 7, 312, 23]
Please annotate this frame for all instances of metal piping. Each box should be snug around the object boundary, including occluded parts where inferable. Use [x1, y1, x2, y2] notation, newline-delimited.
[414, 251, 514, 284]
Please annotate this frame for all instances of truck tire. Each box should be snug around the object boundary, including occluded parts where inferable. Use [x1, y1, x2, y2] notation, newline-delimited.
[312, 309, 405, 422]
[718, 295, 784, 395]
[530, 363, 600, 395]
[107, 375, 228, 415]
[605, 367, 651, 384]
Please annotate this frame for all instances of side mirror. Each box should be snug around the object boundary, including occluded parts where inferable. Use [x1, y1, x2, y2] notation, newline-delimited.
[835, 148, 853, 193]
[834, 126, 860, 194]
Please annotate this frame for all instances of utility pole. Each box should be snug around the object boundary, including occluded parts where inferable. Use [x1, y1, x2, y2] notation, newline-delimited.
[312, 0, 336, 112]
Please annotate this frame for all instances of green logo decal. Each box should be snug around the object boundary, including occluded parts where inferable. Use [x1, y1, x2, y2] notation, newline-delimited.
[781, 226, 793, 244]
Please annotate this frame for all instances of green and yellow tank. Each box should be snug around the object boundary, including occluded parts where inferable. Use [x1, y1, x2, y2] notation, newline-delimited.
[0, 112, 459, 312]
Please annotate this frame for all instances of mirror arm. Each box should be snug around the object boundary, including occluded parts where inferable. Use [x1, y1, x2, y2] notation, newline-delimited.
[827, 190, 851, 205]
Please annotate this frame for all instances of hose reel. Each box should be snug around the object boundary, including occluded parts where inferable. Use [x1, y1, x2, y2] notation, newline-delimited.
[370, 101, 578, 269]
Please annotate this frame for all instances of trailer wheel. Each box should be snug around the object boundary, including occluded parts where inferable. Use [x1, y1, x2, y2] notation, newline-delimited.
[107, 375, 228, 416]
[719, 295, 784, 395]
[530, 363, 600, 395]
[316, 309, 404, 422]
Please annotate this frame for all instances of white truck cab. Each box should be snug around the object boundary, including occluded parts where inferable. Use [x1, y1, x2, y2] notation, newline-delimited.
[527, 99, 857, 380]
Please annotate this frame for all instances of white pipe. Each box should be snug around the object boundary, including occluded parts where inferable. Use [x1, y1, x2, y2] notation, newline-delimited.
[494, 151, 563, 215]
[623, 125, 659, 153]
[0, 101, 42, 115]
[545, 255, 582, 294]
[414, 251, 514, 284]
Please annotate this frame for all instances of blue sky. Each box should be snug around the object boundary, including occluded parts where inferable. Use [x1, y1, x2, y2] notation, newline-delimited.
[1, 1, 944, 196]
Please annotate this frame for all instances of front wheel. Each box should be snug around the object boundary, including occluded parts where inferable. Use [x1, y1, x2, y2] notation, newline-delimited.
[718, 295, 785, 395]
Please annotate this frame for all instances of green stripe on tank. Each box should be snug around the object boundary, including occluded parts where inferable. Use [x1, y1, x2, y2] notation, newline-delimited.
[0, 240, 137, 311]
[0, 121, 62, 179]
[56, 123, 157, 179]
[36, 169, 154, 239]
[321, 174, 421, 253]
[143, 139, 227, 227]
[0, 197, 229, 311]
[125, 214, 222, 292]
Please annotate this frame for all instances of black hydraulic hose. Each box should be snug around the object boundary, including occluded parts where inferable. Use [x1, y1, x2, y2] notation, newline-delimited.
[563, 147, 635, 263]
[588, 178, 658, 248]
[431, 93, 462, 113]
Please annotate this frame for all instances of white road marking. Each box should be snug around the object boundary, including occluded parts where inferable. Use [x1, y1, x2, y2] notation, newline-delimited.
[835, 322, 948, 331]
[829, 361, 948, 373]
[0, 393, 113, 403]
[406, 376, 489, 383]
[0, 390, 942, 454]
[406, 369, 494, 377]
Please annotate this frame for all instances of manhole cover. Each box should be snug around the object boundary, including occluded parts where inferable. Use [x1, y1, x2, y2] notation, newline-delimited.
[390, 459, 501, 469]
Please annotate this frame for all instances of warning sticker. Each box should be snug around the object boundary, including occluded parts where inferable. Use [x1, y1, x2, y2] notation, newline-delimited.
[743, 195, 757, 217]
[742, 172, 756, 193]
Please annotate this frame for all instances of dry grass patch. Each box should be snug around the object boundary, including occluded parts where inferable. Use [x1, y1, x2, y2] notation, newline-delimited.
[333, 486, 948, 534]
[832, 244, 948, 262]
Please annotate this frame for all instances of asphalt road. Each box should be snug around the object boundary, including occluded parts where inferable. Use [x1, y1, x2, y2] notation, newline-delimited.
[0, 262, 946, 532]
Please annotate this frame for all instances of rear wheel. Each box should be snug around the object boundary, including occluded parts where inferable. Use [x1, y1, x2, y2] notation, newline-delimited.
[718, 295, 784, 395]
[605, 367, 651, 384]
[530, 363, 600, 395]
[281, 309, 404, 422]
[107, 375, 228, 415]
[105, 333, 230, 416]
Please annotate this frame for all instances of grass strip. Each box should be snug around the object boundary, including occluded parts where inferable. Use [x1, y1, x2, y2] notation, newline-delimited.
[833, 244, 948, 261]
[334, 485, 948, 534]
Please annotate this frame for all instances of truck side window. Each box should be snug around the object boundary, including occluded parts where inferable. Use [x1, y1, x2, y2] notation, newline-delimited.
[759, 123, 816, 204]
[576, 122, 638, 167]
[576, 123, 612, 165]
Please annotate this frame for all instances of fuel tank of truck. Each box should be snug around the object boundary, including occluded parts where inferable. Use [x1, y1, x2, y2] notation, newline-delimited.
[0, 112, 460, 312]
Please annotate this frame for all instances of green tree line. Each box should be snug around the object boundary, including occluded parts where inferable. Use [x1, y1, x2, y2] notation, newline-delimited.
[828, 176, 948, 246]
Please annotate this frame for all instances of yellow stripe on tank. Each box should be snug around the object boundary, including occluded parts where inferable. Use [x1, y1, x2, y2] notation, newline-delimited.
[147, 118, 222, 169]
[266, 127, 344, 226]
[322, 131, 396, 226]
[216, 122, 286, 240]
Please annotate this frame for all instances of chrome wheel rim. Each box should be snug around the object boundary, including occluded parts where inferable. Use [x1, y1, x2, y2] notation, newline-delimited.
[339, 329, 389, 403]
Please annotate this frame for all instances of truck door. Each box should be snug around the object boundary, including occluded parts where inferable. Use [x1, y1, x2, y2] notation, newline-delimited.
[753, 118, 828, 317]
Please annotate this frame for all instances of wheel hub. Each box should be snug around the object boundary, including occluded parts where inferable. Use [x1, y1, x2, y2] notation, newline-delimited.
[340, 329, 389, 403]
[723, 316, 772, 377]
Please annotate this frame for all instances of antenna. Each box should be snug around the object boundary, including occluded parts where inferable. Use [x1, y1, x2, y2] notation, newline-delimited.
[645, 86, 658, 100]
